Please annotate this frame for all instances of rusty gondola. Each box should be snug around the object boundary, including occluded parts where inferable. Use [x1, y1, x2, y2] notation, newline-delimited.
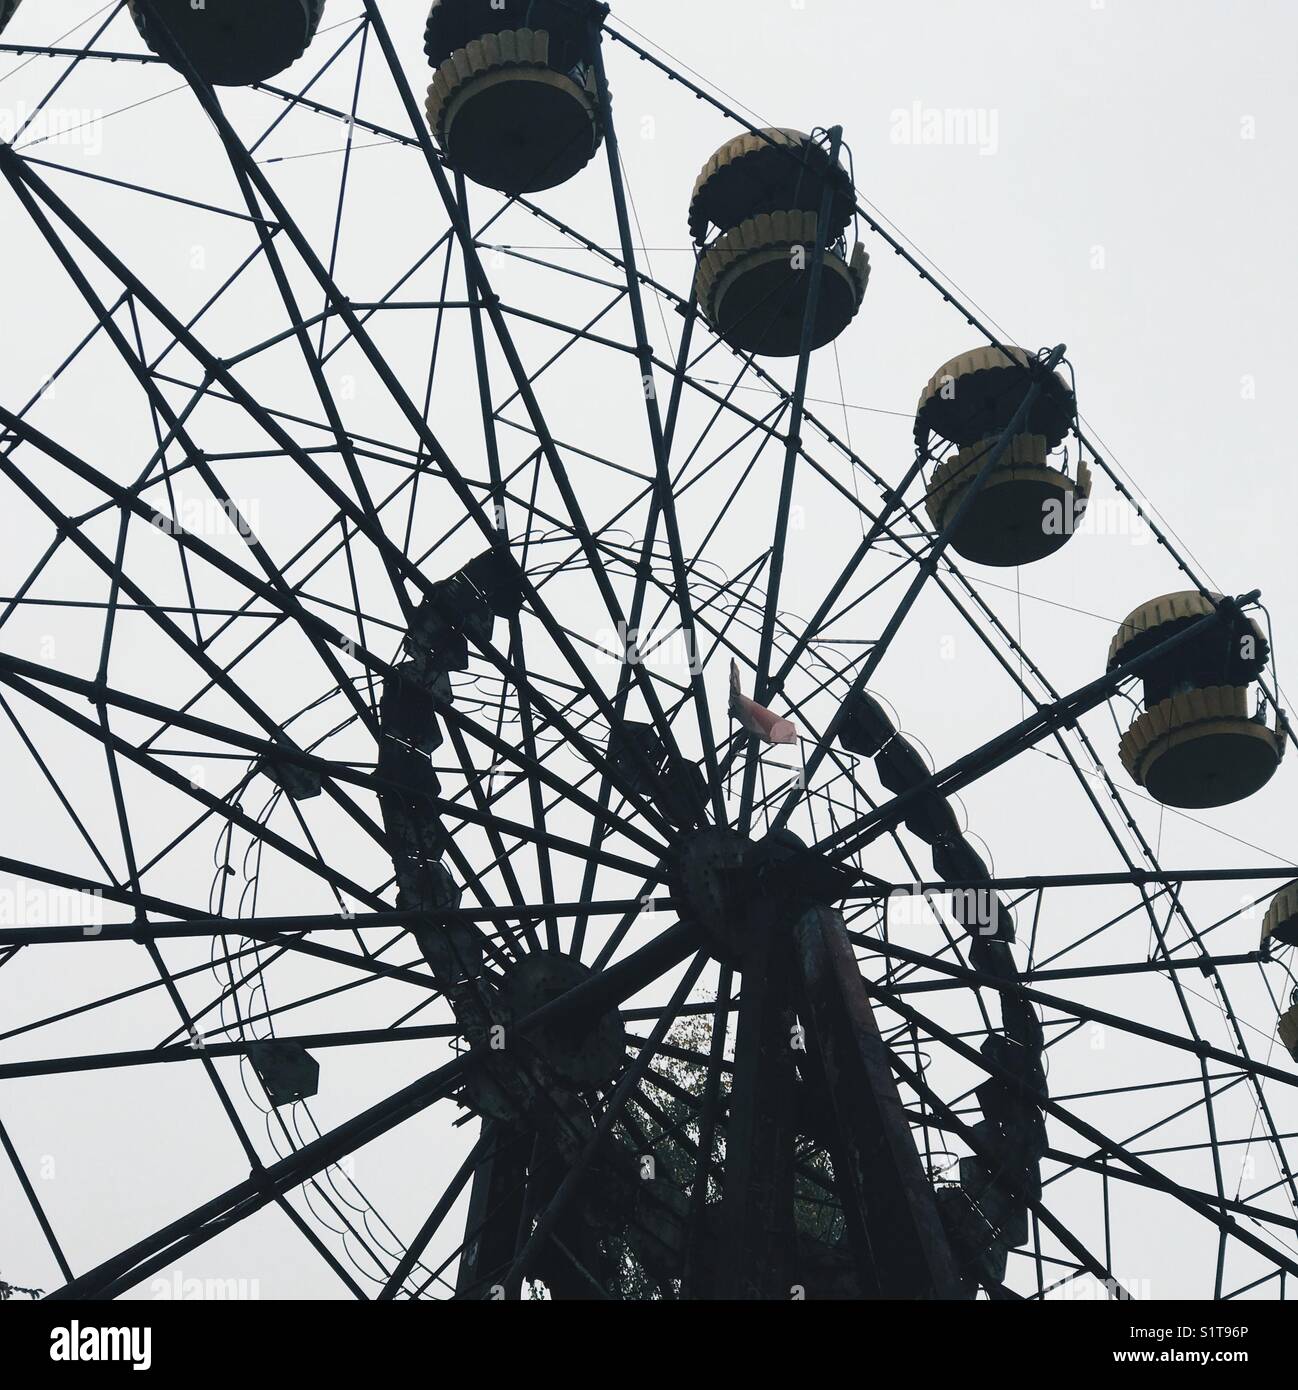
[1109, 591, 1284, 808]
[423, 0, 603, 194]
[128, 0, 325, 87]
[916, 346, 1087, 565]
[689, 128, 869, 355]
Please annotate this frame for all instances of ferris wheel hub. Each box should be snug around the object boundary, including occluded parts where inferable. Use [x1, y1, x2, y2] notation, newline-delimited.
[669, 827, 854, 966]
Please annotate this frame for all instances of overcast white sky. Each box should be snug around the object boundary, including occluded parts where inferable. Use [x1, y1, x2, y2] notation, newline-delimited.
[1, 1, 1296, 1301]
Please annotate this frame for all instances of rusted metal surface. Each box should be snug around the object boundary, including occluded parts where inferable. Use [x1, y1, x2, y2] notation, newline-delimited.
[795, 905, 960, 1299]
[718, 911, 798, 1299]
[456, 1120, 529, 1296]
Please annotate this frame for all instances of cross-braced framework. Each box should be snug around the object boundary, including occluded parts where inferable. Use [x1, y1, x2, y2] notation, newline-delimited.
[1, 1, 1296, 1301]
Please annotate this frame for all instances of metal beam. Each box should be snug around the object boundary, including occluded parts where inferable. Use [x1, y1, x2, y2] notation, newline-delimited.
[718, 912, 798, 1298]
[794, 906, 959, 1298]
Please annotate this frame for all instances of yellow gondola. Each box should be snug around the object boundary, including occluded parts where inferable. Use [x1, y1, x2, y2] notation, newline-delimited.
[1262, 881, 1298, 951]
[689, 129, 868, 356]
[914, 347, 1082, 565]
[1280, 1005, 1298, 1062]
[924, 432, 1090, 567]
[424, 0, 603, 194]
[1108, 591, 1283, 808]
[914, 345, 1075, 452]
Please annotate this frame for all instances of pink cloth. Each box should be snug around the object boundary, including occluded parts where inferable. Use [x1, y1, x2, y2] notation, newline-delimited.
[729, 659, 798, 744]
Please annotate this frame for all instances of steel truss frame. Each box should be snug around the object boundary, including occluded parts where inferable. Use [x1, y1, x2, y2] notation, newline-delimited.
[0, 1, 1294, 1301]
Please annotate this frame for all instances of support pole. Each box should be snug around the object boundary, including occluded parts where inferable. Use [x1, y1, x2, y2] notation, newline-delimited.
[718, 912, 798, 1298]
[795, 905, 959, 1299]
[738, 125, 846, 833]
[456, 1121, 530, 1295]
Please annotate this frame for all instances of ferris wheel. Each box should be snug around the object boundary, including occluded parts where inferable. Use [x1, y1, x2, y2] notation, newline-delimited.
[0, 0, 1296, 1303]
